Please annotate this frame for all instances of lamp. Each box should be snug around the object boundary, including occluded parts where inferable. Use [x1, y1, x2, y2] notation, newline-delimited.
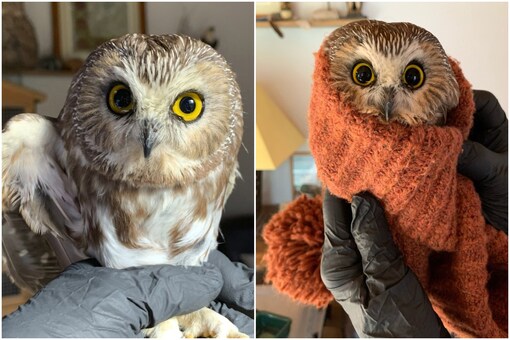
[256, 84, 305, 170]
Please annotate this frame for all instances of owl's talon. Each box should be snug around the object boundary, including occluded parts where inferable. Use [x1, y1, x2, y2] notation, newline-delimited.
[149, 307, 245, 339]
[233, 332, 250, 338]
[144, 317, 183, 338]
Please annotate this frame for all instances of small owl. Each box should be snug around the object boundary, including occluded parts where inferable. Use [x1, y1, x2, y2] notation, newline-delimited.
[325, 20, 460, 126]
[3, 34, 246, 338]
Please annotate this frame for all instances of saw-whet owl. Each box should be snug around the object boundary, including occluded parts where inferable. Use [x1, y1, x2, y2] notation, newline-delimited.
[325, 20, 460, 126]
[3, 34, 246, 338]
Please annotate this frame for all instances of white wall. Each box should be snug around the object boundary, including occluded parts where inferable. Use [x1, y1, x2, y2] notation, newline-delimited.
[7, 2, 254, 218]
[259, 2, 508, 205]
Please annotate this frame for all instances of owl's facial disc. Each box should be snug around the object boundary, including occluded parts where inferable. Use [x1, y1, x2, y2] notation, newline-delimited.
[327, 20, 461, 126]
[62, 34, 243, 187]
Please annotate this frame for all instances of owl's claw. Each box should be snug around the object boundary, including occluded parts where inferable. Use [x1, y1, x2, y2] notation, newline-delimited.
[145, 307, 247, 338]
[143, 318, 183, 338]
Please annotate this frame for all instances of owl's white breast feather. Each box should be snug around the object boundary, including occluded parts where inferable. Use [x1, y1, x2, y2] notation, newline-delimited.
[89, 179, 226, 269]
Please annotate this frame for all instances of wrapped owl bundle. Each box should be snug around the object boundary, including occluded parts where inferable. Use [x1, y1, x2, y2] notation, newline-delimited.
[263, 21, 507, 338]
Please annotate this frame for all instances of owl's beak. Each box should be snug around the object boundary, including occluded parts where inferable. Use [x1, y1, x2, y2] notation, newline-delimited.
[141, 120, 158, 158]
[384, 101, 393, 122]
[143, 138, 153, 158]
[382, 87, 395, 122]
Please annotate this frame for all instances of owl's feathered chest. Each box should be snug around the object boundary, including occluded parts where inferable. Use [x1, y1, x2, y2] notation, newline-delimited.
[67, 157, 232, 269]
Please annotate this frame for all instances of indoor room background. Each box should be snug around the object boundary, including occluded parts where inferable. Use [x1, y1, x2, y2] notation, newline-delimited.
[257, 2, 508, 206]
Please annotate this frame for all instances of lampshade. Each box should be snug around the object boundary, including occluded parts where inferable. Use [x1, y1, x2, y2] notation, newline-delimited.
[256, 84, 305, 170]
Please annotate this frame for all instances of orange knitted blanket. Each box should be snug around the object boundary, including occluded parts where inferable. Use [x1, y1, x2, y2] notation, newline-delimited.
[263, 48, 507, 337]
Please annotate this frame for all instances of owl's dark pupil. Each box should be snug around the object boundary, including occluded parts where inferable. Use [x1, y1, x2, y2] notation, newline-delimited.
[405, 68, 421, 86]
[356, 66, 372, 84]
[180, 97, 196, 114]
[114, 89, 132, 108]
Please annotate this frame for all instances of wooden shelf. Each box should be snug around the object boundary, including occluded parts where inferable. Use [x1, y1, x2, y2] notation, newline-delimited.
[256, 18, 362, 28]
[3, 80, 46, 113]
[3, 69, 76, 77]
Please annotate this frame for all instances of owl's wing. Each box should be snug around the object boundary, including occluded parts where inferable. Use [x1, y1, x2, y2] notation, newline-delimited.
[2, 114, 86, 292]
[3, 212, 62, 293]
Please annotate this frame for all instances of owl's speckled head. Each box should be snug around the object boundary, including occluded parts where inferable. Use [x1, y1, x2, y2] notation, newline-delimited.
[59, 34, 243, 187]
[325, 20, 459, 126]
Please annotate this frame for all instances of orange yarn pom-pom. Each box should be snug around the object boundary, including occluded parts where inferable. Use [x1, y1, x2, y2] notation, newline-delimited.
[262, 195, 333, 308]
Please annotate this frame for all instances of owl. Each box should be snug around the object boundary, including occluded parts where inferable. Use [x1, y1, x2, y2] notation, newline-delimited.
[325, 20, 460, 126]
[3, 34, 246, 338]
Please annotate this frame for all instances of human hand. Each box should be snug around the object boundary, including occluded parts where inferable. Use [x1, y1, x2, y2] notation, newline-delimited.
[207, 250, 254, 337]
[320, 190, 449, 337]
[2, 259, 223, 338]
[458, 90, 507, 233]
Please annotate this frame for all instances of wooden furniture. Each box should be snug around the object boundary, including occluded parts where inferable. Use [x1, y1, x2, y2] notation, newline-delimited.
[256, 18, 361, 28]
[2, 80, 46, 126]
[3, 80, 46, 112]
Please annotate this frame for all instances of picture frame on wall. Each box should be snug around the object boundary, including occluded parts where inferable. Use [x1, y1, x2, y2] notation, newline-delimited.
[290, 152, 321, 198]
[52, 2, 145, 62]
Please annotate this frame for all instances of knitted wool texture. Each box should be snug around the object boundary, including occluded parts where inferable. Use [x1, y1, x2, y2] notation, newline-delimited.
[263, 47, 507, 338]
[263, 195, 332, 307]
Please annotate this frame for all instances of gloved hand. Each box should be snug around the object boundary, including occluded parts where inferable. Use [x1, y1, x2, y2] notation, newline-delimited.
[207, 250, 254, 337]
[458, 90, 508, 233]
[2, 258, 223, 338]
[321, 190, 450, 338]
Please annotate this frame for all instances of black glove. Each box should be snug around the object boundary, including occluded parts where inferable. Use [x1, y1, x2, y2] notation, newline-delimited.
[321, 190, 449, 338]
[2, 259, 223, 338]
[458, 90, 508, 233]
[207, 250, 254, 337]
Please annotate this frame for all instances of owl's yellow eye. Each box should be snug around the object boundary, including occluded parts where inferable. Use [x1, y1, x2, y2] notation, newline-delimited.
[107, 83, 134, 115]
[172, 92, 203, 122]
[403, 64, 425, 89]
[352, 62, 376, 86]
